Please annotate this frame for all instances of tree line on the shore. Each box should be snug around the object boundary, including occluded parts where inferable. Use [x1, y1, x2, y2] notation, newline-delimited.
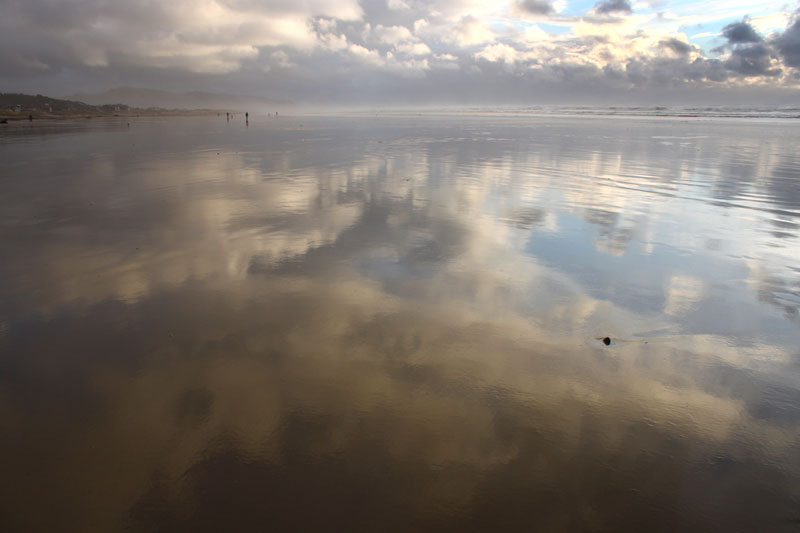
[1, 92, 129, 114]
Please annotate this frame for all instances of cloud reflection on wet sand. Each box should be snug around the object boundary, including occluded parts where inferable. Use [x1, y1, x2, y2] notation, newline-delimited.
[0, 115, 799, 531]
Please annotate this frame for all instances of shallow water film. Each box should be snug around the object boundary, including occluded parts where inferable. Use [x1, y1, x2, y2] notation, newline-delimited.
[1, 114, 799, 532]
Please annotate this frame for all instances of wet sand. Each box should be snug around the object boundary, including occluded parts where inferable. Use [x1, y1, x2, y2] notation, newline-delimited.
[1, 114, 799, 531]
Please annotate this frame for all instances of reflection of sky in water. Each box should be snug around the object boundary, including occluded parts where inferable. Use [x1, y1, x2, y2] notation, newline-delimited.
[0, 115, 799, 531]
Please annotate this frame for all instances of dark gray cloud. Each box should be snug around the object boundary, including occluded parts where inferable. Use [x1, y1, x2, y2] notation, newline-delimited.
[660, 38, 693, 56]
[606, 53, 735, 86]
[724, 44, 782, 77]
[722, 21, 762, 44]
[594, 0, 633, 15]
[517, 0, 555, 15]
[688, 57, 729, 82]
[773, 18, 800, 68]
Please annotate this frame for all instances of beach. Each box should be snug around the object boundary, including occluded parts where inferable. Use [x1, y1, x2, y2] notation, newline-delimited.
[1, 112, 799, 531]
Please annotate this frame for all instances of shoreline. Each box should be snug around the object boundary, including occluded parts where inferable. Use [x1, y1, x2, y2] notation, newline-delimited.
[0, 108, 226, 122]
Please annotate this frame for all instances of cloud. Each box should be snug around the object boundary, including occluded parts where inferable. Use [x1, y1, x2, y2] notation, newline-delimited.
[448, 16, 496, 46]
[722, 20, 763, 44]
[396, 42, 432, 56]
[0, 0, 362, 75]
[660, 38, 693, 56]
[517, 0, 555, 16]
[724, 43, 782, 77]
[387, 0, 410, 9]
[348, 43, 384, 65]
[594, 0, 633, 15]
[1, 0, 799, 103]
[773, 17, 800, 68]
[687, 57, 729, 82]
[373, 24, 415, 45]
[475, 43, 522, 63]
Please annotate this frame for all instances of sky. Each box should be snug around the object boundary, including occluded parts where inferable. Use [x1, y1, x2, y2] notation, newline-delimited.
[1, 0, 800, 106]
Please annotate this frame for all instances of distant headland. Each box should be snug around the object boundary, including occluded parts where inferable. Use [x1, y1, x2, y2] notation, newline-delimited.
[1, 88, 291, 121]
[0, 92, 221, 121]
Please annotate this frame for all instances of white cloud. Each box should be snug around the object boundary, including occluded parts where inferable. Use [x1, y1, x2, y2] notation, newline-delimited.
[749, 11, 795, 35]
[690, 32, 719, 39]
[386, 51, 431, 75]
[348, 43, 384, 66]
[521, 24, 552, 42]
[397, 42, 433, 56]
[374, 24, 416, 45]
[448, 16, 497, 46]
[475, 43, 522, 63]
[319, 32, 349, 51]
[387, 0, 411, 9]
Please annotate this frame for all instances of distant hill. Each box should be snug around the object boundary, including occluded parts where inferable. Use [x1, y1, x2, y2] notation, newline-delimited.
[0, 92, 225, 120]
[70, 87, 291, 111]
[0, 92, 116, 112]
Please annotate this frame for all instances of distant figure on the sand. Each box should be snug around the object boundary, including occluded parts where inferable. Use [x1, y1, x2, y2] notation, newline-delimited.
[226, 112, 229, 121]
[245, 112, 249, 121]
[28, 114, 33, 122]
[275, 111, 278, 119]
